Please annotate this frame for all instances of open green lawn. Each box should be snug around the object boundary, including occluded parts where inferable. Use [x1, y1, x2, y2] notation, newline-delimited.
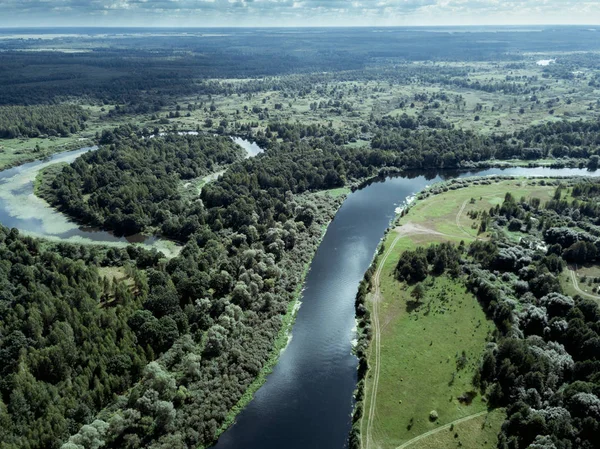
[362, 177, 560, 449]
[368, 272, 494, 447]
[407, 408, 506, 449]
[398, 178, 556, 246]
[560, 265, 600, 303]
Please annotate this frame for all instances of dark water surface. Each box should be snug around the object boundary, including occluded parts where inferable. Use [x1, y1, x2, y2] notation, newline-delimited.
[212, 166, 600, 449]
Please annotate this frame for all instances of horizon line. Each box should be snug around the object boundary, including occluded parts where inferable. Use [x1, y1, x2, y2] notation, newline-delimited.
[0, 24, 599, 29]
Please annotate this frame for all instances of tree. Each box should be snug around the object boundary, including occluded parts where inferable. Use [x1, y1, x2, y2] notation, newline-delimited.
[411, 283, 426, 302]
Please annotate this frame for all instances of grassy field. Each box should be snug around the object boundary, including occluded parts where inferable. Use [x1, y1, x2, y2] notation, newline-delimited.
[315, 186, 352, 198]
[407, 408, 506, 449]
[361, 177, 560, 449]
[560, 264, 600, 303]
[367, 268, 496, 447]
[398, 178, 556, 246]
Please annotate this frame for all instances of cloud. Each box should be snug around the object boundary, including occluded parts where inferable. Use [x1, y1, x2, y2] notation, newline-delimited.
[0, 0, 598, 26]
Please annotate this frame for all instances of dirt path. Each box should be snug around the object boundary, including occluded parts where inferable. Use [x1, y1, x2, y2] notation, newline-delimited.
[361, 217, 489, 449]
[455, 199, 475, 238]
[394, 410, 489, 449]
[362, 233, 402, 449]
[569, 266, 600, 300]
[394, 223, 446, 238]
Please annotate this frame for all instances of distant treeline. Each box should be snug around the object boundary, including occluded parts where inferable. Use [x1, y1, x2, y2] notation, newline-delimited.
[371, 117, 600, 166]
[2, 27, 600, 105]
[0, 105, 89, 138]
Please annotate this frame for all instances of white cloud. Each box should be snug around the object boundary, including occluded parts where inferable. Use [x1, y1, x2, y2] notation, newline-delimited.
[0, 0, 599, 26]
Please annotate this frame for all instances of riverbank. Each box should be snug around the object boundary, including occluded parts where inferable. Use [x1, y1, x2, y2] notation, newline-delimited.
[354, 176, 570, 449]
[0, 137, 96, 171]
[212, 188, 347, 446]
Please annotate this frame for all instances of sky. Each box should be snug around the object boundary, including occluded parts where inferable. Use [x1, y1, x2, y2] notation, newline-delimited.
[0, 0, 599, 28]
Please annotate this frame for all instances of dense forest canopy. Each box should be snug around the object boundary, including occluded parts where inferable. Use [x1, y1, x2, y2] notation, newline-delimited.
[1, 25, 600, 449]
[0, 229, 158, 448]
[1, 27, 600, 105]
[5, 124, 347, 448]
[41, 130, 244, 237]
[0, 105, 89, 138]
[464, 181, 600, 449]
[40, 116, 600, 246]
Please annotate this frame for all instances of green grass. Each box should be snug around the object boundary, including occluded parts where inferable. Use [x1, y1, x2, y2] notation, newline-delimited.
[33, 162, 67, 197]
[408, 408, 506, 449]
[0, 137, 93, 171]
[397, 178, 556, 246]
[361, 177, 562, 449]
[315, 186, 351, 198]
[560, 265, 600, 304]
[367, 272, 494, 448]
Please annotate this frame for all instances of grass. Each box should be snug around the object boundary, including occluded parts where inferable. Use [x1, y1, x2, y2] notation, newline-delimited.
[315, 186, 352, 198]
[397, 178, 556, 247]
[559, 264, 600, 302]
[0, 137, 94, 171]
[362, 177, 559, 449]
[407, 408, 506, 449]
[368, 271, 494, 447]
[33, 162, 67, 197]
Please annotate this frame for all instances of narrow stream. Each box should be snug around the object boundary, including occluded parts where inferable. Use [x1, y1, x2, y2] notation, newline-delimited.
[211, 166, 600, 449]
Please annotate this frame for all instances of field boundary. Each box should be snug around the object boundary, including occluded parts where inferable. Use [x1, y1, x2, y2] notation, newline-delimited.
[394, 410, 489, 449]
[362, 233, 402, 449]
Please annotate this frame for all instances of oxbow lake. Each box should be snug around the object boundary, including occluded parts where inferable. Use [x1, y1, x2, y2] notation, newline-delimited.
[0, 136, 262, 255]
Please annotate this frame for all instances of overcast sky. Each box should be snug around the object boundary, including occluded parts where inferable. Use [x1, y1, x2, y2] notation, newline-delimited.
[0, 0, 599, 27]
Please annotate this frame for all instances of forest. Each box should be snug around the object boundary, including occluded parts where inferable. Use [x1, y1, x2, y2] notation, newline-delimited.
[1, 26, 600, 449]
[40, 128, 244, 236]
[0, 229, 156, 448]
[43, 118, 600, 243]
[1, 27, 600, 106]
[463, 182, 600, 448]
[0, 105, 89, 138]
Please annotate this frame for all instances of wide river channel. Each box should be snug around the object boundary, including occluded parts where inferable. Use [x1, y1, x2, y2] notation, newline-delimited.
[0, 148, 597, 447]
[211, 166, 600, 449]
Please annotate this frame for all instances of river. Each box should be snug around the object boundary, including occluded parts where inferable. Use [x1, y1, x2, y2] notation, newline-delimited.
[211, 166, 600, 449]
[0, 148, 596, 447]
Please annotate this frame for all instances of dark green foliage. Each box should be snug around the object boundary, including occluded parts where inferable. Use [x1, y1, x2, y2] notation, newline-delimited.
[395, 248, 428, 283]
[396, 243, 462, 283]
[467, 182, 600, 449]
[371, 119, 600, 168]
[43, 129, 244, 237]
[0, 105, 88, 138]
[0, 228, 149, 449]
[54, 128, 346, 448]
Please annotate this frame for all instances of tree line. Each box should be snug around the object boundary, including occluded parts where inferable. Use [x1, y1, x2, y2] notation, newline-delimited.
[0, 105, 89, 139]
[465, 181, 600, 448]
